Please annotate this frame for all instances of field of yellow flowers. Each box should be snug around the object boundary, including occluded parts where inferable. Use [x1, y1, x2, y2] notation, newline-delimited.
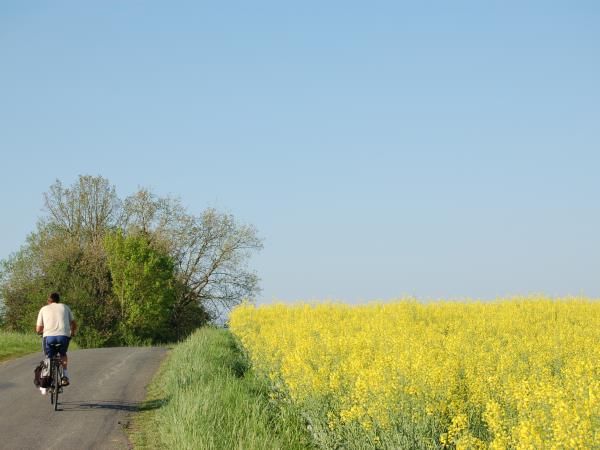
[230, 298, 600, 449]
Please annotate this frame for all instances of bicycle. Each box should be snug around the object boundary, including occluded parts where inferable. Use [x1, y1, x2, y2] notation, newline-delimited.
[40, 336, 67, 411]
[47, 343, 64, 411]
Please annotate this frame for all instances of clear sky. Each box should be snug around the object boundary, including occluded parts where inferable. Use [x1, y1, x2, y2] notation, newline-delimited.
[1, 1, 599, 302]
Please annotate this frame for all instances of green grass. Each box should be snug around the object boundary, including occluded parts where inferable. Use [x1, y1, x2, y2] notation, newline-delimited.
[0, 330, 80, 362]
[0, 330, 43, 362]
[129, 327, 314, 450]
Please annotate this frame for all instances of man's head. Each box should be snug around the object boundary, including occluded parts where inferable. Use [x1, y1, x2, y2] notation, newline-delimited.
[48, 292, 60, 304]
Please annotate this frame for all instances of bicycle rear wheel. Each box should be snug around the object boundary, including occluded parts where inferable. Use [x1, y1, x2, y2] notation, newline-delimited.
[49, 360, 54, 406]
[53, 361, 60, 411]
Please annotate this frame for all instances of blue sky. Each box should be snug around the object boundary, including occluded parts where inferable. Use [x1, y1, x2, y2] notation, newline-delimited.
[1, 1, 598, 302]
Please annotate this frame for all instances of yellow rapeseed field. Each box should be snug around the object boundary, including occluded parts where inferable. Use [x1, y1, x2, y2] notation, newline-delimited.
[230, 298, 600, 449]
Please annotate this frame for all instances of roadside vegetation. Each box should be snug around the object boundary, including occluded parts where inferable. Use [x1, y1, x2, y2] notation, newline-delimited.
[230, 298, 600, 449]
[129, 327, 313, 450]
[0, 330, 41, 362]
[0, 330, 78, 362]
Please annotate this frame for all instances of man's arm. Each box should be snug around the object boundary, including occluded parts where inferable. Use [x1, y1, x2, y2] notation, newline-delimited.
[36, 309, 44, 334]
[70, 320, 77, 337]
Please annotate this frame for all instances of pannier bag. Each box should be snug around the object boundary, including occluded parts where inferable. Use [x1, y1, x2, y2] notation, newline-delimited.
[34, 358, 52, 388]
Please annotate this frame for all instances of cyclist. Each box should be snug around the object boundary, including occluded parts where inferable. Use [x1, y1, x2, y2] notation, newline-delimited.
[35, 292, 77, 391]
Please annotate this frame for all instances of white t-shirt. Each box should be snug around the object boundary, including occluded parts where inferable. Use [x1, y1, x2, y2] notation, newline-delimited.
[36, 303, 75, 337]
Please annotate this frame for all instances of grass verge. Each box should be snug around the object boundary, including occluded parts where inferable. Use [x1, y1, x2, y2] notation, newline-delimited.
[0, 330, 43, 362]
[129, 327, 313, 450]
[0, 330, 80, 363]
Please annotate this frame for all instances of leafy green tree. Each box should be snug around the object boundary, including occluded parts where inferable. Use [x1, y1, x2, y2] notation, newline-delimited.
[122, 190, 263, 323]
[104, 230, 176, 344]
[0, 222, 119, 347]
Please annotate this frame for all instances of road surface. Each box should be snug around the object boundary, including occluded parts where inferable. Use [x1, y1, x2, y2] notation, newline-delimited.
[0, 347, 166, 450]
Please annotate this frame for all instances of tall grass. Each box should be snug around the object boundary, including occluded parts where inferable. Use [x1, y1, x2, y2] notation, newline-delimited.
[0, 330, 43, 362]
[130, 327, 313, 450]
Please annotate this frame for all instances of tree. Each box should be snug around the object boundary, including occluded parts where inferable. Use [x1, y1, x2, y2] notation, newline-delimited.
[0, 218, 119, 347]
[42, 175, 121, 240]
[104, 230, 176, 344]
[122, 189, 263, 323]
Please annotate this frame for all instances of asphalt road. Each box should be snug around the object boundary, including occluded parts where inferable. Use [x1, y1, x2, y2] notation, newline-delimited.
[0, 347, 166, 450]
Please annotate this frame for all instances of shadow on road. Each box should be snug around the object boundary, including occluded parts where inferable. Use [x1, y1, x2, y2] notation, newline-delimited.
[59, 400, 140, 411]
[58, 399, 165, 412]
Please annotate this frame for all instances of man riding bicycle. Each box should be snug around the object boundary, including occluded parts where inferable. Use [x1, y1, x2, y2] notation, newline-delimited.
[35, 292, 77, 391]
